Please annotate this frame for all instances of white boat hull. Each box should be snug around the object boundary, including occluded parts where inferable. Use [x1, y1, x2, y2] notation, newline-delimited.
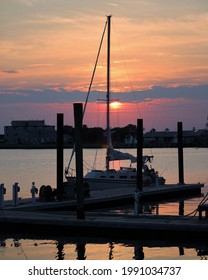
[82, 168, 165, 191]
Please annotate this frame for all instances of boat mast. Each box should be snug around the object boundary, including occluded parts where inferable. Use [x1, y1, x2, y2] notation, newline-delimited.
[106, 15, 111, 171]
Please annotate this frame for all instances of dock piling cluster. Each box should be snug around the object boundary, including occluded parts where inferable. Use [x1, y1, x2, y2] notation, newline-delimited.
[0, 182, 39, 209]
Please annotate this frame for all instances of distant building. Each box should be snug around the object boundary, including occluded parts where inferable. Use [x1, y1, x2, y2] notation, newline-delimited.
[144, 130, 177, 147]
[124, 135, 137, 146]
[4, 120, 56, 145]
[144, 129, 208, 147]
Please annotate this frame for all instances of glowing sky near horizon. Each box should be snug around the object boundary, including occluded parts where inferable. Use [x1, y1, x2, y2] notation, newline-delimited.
[0, 0, 208, 132]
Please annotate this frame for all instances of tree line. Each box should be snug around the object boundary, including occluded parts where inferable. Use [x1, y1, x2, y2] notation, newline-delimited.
[63, 124, 137, 147]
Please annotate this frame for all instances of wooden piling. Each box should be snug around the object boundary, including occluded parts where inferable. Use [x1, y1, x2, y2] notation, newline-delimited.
[57, 113, 64, 200]
[74, 103, 85, 220]
[137, 119, 143, 192]
[177, 122, 184, 184]
[0, 184, 5, 209]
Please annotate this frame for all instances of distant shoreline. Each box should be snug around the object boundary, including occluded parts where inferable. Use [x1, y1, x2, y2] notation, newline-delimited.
[0, 143, 207, 149]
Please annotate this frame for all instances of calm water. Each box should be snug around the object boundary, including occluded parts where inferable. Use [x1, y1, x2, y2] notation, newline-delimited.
[0, 148, 208, 260]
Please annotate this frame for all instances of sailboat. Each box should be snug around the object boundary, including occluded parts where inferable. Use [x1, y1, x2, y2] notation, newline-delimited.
[65, 15, 165, 192]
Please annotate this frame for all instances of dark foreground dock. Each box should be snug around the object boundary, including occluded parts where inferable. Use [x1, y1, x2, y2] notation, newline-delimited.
[1, 209, 208, 241]
[0, 182, 207, 241]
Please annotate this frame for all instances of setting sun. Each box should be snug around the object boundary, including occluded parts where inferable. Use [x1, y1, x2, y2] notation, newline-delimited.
[110, 101, 122, 110]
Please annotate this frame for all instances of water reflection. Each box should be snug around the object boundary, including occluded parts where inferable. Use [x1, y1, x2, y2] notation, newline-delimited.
[133, 244, 144, 260]
[1, 235, 208, 260]
[0, 240, 6, 248]
[197, 249, 208, 260]
[108, 242, 114, 260]
[13, 239, 20, 248]
[109, 195, 198, 216]
[75, 244, 86, 260]
[179, 200, 184, 216]
[55, 242, 116, 260]
[179, 247, 184, 256]
[56, 242, 65, 260]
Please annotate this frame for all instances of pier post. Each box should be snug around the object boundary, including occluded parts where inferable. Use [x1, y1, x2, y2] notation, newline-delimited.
[179, 199, 184, 216]
[137, 119, 143, 192]
[12, 182, 20, 207]
[0, 184, 5, 209]
[134, 119, 143, 215]
[134, 191, 139, 215]
[177, 122, 185, 184]
[57, 113, 64, 200]
[74, 103, 85, 220]
[31, 182, 37, 205]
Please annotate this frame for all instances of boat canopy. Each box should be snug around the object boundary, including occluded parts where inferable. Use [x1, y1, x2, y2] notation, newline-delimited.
[109, 148, 137, 163]
[109, 148, 153, 164]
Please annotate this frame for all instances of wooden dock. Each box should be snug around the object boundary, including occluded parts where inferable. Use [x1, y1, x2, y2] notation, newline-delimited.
[0, 182, 207, 241]
[1, 209, 208, 241]
[2, 182, 204, 211]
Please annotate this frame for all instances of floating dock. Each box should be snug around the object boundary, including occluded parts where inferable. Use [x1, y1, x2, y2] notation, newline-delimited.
[0, 182, 207, 241]
[2, 183, 204, 210]
[1, 209, 208, 241]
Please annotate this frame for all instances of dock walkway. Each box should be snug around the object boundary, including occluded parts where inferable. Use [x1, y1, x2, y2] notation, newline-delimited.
[3, 183, 204, 211]
[1, 209, 208, 240]
[0, 182, 207, 241]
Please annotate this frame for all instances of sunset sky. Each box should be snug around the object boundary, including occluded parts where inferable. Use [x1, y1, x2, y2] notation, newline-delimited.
[1, 0, 208, 133]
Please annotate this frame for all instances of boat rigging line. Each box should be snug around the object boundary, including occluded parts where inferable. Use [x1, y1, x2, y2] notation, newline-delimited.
[111, 18, 142, 119]
[184, 192, 208, 218]
[66, 18, 108, 175]
[83, 19, 107, 116]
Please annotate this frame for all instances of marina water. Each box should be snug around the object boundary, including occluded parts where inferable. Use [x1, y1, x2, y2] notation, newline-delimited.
[0, 148, 208, 260]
